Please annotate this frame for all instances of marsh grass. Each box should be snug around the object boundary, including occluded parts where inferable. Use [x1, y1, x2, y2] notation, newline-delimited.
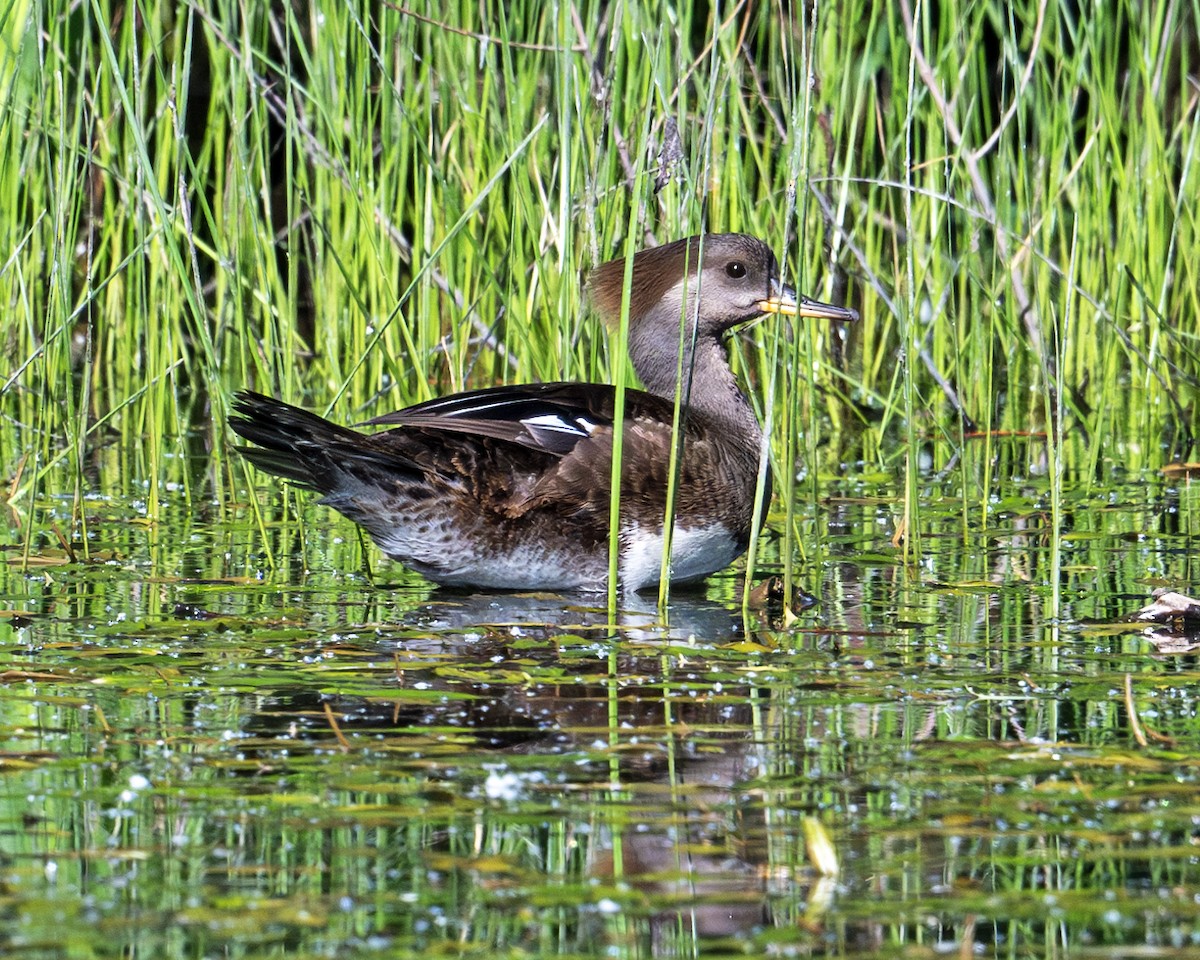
[2, 1, 1198, 593]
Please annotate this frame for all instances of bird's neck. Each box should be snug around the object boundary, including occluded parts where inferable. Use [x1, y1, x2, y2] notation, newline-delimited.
[629, 329, 762, 445]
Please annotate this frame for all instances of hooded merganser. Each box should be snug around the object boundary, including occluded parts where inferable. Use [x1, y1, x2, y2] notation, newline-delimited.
[230, 234, 857, 591]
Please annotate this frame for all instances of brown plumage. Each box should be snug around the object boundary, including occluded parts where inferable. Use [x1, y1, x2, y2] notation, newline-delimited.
[229, 234, 857, 591]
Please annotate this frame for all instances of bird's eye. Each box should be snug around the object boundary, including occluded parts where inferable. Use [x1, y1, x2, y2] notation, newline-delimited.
[725, 261, 747, 279]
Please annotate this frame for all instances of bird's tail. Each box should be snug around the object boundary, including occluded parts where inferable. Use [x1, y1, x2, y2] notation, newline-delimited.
[228, 391, 368, 492]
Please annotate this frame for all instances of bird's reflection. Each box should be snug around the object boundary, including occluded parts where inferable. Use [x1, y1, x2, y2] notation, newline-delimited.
[232, 588, 835, 950]
[379, 585, 753, 646]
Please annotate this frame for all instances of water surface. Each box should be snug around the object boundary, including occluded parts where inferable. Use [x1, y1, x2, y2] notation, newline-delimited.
[1, 440, 1198, 958]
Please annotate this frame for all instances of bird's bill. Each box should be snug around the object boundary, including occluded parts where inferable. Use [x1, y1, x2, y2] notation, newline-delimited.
[759, 281, 858, 321]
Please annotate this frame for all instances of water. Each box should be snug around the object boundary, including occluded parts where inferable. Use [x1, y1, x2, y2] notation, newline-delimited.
[1, 439, 1198, 958]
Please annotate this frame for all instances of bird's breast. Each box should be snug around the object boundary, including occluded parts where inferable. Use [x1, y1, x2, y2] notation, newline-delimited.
[619, 521, 745, 590]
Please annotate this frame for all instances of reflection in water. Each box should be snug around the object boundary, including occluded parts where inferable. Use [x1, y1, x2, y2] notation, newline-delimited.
[387, 587, 751, 647]
[232, 591, 839, 952]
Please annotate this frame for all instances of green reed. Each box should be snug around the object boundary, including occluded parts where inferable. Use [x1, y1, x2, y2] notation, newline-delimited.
[1, 0, 1196, 590]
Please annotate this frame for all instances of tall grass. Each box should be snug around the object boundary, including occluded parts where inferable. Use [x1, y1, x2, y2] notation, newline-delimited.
[1, 1, 1197, 587]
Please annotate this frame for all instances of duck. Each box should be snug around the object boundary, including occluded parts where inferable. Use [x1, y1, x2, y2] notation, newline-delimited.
[229, 234, 857, 591]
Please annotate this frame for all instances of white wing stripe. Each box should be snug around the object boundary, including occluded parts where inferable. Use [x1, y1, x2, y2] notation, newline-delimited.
[520, 413, 593, 436]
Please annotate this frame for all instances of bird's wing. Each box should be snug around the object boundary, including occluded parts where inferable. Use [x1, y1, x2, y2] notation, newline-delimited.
[364, 383, 705, 524]
[503, 416, 673, 524]
[364, 382, 648, 457]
